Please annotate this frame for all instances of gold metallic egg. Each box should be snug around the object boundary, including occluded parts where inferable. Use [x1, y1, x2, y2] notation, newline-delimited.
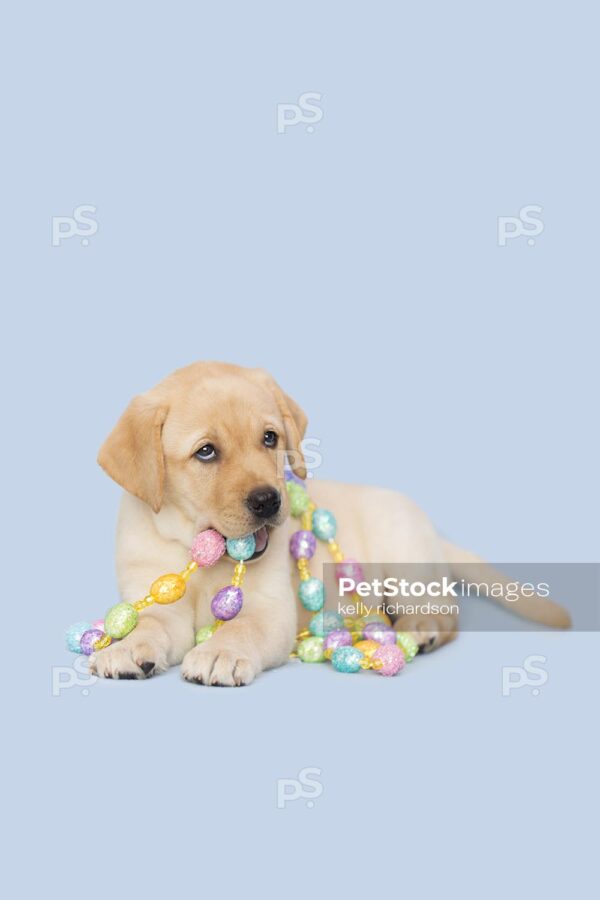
[150, 573, 187, 605]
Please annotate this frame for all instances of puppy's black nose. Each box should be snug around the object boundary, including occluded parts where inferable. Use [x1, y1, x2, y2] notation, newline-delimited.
[246, 487, 281, 519]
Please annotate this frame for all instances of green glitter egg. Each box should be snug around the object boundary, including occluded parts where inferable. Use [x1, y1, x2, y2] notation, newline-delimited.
[195, 625, 215, 645]
[297, 636, 326, 663]
[104, 602, 138, 639]
[286, 481, 310, 517]
[396, 631, 419, 662]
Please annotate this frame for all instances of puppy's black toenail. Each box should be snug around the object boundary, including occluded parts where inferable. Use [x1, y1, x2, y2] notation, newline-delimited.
[140, 661, 155, 675]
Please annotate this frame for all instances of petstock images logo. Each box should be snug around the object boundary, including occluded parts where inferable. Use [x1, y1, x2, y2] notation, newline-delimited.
[323, 562, 599, 634]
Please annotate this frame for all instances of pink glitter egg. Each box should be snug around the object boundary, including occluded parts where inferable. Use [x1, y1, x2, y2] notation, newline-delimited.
[363, 622, 396, 645]
[190, 529, 226, 567]
[92, 619, 104, 631]
[79, 628, 105, 656]
[334, 558, 364, 582]
[323, 629, 353, 652]
[373, 644, 406, 676]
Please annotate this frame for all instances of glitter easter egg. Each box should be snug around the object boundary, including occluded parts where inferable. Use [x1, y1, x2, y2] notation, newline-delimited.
[354, 639, 380, 659]
[226, 534, 256, 561]
[79, 628, 105, 656]
[332, 646, 364, 673]
[289, 530, 317, 560]
[298, 577, 324, 611]
[104, 602, 138, 639]
[92, 619, 104, 632]
[334, 558, 364, 582]
[396, 631, 419, 662]
[286, 481, 310, 517]
[312, 508, 337, 541]
[195, 625, 214, 645]
[309, 610, 345, 636]
[373, 644, 405, 676]
[150, 573, 187, 604]
[190, 529, 226, 567]
[324, 629, 353, 653]
[65, 621, 93, 653]
[211, 585, 243, 620]
[297, 636, 326, 663]
[363, 622, 396, 645]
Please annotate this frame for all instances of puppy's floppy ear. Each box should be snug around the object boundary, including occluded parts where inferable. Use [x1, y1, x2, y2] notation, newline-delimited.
[97, 396, 168, 513]
[251, 369, 308, 479]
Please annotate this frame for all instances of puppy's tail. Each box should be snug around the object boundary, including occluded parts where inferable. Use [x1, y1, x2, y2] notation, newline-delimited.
[441, 539, 571, 629]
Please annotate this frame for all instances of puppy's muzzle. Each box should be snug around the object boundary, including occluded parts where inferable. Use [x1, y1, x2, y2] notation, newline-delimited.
[246, 486, 281, 519]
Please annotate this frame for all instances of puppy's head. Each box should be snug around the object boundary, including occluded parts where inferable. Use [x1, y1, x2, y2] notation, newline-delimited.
[98, 362, 307, 556]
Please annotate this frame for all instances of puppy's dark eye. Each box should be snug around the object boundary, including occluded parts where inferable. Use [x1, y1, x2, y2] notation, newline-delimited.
[263, 431, 278, 448]
[195, 443, 217, 461]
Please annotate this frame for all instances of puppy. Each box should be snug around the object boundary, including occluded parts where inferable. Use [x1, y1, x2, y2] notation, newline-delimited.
[89, 361, 570, 685]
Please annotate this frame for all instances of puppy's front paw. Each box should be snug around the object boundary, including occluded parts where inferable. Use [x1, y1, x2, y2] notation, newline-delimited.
[181, 643, 258, 687]
[89, 636, 168, 680]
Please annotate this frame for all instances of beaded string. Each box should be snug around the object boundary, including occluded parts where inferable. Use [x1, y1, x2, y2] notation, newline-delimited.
[285, 472, 418, 676]
[67, 473, 419, 677]
[66, 530, 255, 657]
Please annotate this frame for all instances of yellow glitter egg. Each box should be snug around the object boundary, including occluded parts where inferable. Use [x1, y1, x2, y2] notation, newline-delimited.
[354, 639, 380, 659]
[150, 573, 187, 605]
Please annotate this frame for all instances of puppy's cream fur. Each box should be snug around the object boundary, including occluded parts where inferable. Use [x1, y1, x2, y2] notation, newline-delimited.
[89, 362, 570, 685]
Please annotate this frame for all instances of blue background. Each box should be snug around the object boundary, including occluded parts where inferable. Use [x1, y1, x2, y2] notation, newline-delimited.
[3, 2, 597, 897]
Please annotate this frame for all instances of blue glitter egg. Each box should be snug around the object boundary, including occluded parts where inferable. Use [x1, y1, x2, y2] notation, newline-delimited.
[332, 645, 364, 673]
[309, 610, 344, 636]
[226, 534, 256, 561]
[65, 621, 93, 653]
[298, 578, 325, 612]
[312, 508, 337, 541]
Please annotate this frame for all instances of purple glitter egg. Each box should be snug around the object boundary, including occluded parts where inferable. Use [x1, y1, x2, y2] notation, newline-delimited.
[211, 585, 243, 621]
[363, 623, 396, 645]
[289, 530, 317, 560]
[323, 629, 353, 652]
[79, 628, 105, 656]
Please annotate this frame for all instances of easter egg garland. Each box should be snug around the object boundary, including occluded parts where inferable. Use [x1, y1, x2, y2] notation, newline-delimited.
[66, 471, 420, 679]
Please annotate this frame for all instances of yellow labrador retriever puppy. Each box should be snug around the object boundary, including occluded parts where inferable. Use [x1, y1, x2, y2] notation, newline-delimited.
[89, 361, 570, 685]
